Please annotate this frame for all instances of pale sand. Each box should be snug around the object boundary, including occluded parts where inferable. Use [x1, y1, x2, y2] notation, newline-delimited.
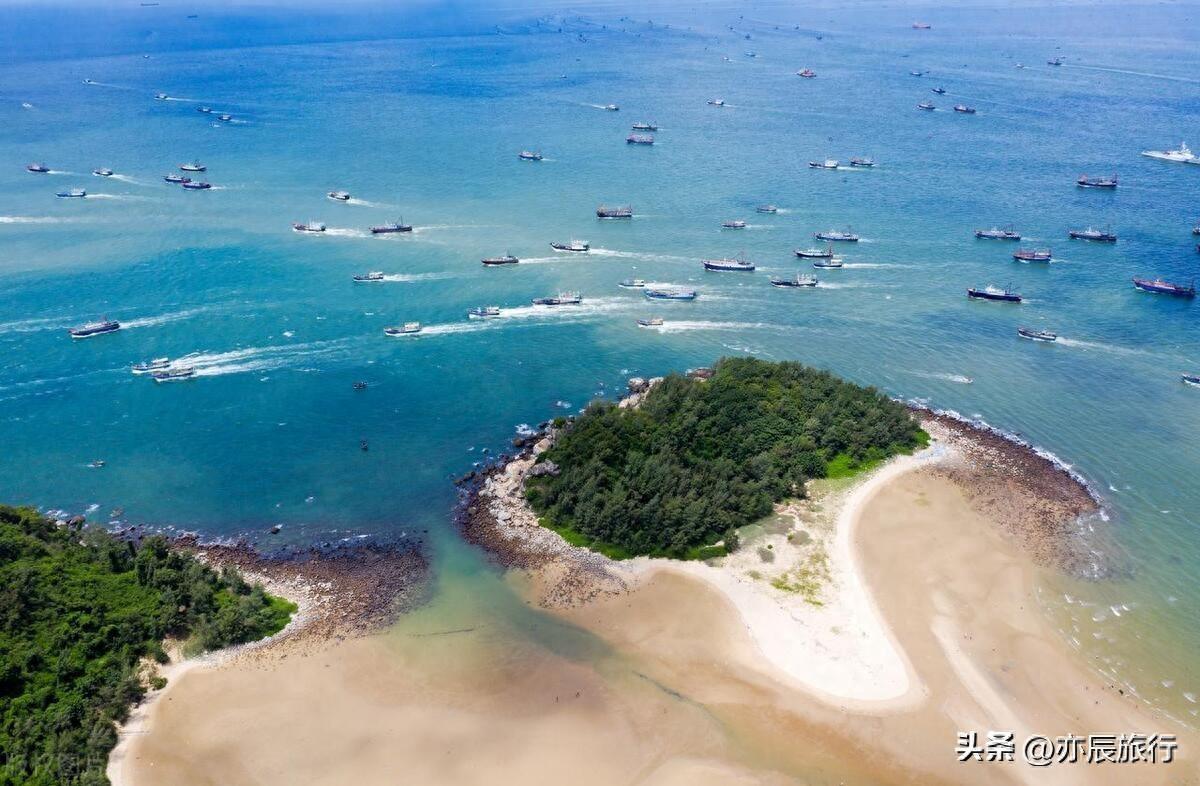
[118, 451, 1199, 785]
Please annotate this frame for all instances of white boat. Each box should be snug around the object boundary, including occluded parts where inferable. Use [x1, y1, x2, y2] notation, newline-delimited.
[809, 159, 839, 169]
[619, 278, 646, 288]
[56, 188, 87, 198]
[707, 98, 726, 106]
[467, 306, 501, 318]
[92, 168, 114, 177]
[603, 104, 619, 111]
[292, 221, 326, 233]
[636, 317, 664, 327]
[550, 239, 589, 252]
[353, 271, 385, 282]
[722, 219, 747, 229]
[179, 161, 206, 172]
[131, 357, 171, 375]
[384, 322, 422, 336]
[1140, 142, 1197, 164]
[327, 190, 351, 201]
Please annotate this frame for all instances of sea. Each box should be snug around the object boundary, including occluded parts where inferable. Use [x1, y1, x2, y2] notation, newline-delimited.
[1, 0, 1198, 725]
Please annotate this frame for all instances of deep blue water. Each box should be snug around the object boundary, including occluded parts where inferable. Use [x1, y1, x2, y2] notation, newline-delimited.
[1, 0, 1198, 720]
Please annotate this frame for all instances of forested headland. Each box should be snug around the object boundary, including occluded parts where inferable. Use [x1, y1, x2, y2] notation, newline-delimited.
[0, 506, 294, 786]
[525, 357, 927, 559]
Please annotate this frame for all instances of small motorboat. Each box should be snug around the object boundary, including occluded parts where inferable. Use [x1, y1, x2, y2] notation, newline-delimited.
[88, 460, 106, 469]
[967, 285, 1021, 303]
[910, 70, 926, 77]
[327, 190, 351, 201]
[550, 239, 590, 252]
[1192, 224, 1200, 236]
[849, 157, 875, 167]
[132, 357, 171, 374]
[917, 101, 936, 111]
[217, 114, 233, 122]
[931, 87, 947, 95]
[181, 181, 212, 190]
[645, 287, 696, 300]
[756, 204, 778, 213]
[1068, 227, 1117, 242]
[154, 92, 169, 100]
[1018, 327, 1057, 342]
[771, 273, 818, 288]
[809, 159, 839, 169]
[626, 134, 655, 145]
[722, 219, 747, 229]
[293, 221, 327, 232]
[481, 254, 519, 265]
[603, 104, 619, 111]
[912, 22, 931, 29]
[812, 257, 844, 269]
[1132, 278, 1195, 298]
[619, 278, 646, 288]
[164, 174, 191, 184]
[197, 106, 213, 114]
[1077, 174, 1118, 189]
[707, 99, 725, 106]
[56, 188, 87, 198]
[180, 161, 206, 172]
[815, 228, 859, 242]
[152, 367, 196, 383]
[70, 319, 121, 338]
[797, 69, 816, 78]
[795, 244, 833, 259]
[384, 322, 422, 336]
[26, 163, 51, 173]
[1182, 373, 1200, 387]
[1013, 248, 1052, 262]
[518, 150, 543, 161]
[631, 122, 659, 131]
[953, 104, 976, 114]
[636, 317, 664, 327]
[467, 306, 501, 318]
[370, 218, 413, 234]
[975, 226, 1020, 240]
[92, 168, 114, 177]
[353, 271, 385, 282]
[1047, 57, 1063, 66]
[353, 382, 367, 391]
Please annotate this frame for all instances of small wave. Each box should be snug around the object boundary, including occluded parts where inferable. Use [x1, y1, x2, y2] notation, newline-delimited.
[345, 198, 384, 208]
[911, 371, 974, 385]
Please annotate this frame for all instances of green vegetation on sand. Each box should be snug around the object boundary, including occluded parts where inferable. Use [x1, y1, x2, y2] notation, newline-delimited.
[525, 357, 927, 559]
[0, 506, 294, 786]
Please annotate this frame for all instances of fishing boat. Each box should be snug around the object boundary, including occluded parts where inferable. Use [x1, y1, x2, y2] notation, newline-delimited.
[384, 322, 422, 336]
[707, 99, 725, 106]
[849, 157, 876, 167]
[180, 161, 206, 172]
[131, 357, 171, 374]
[518, 150, 543, 161]
[1132, 278, 1195, 297]
[722, 219, 747, 229]
[1047, 57, 1063, 66]
[327, 190, 351, 201]
[967, 285, 1021, 302]
[1182, 373, 1200, 387]
[1068, 227, 1117, 242]
[771, 273, 818, 288]
[596, 204, 633, 219]
[795, 243, 834, 258]
[181, 181, 212, 190]
[912, 22, 931, 29]
[917, 101, 936, 111]
[152, 367, 196, 383]
[481, 254, 519, 265]
[56, 188, 87, 198]
[931, 87, 947, 94]
[603, 104, 619, 111]
[619, 278, 646, 288]
[636, 317, 664, 327]
[69, 319, 120, 338]
[703, 255, 755, 272]
[632, 122, 658, 131]
[292, 221, 327, 233]
[1193, 224, 1200, 236]
[353, 271, 385, 282]
[164, 174, 191, 184]
[815, 228, 859, 242]
[467, 306, 501, 319]
[197, 106, 212, 113]
[92, 168, 114, 177]
[953, 104, 976, 114]
[1013, 248, 1052, 262]
[910, 70, 926, 77]
[626, 134, 655, 145]
[550, 239, 589, 252]
[154, 92, 169, 100]
[809, 159, 839, 169]
[1140, 142, 1196, 163]
[756, 204, 778, 214]
[975, 226, 1021, 240]
[217, 114, 233, 122]
[797, 69, 816, 78]
[812, 257, 844, 269]
[532, 292, 582, 306]
[370, 218, 413, 234]
[1077, 174, 1118, 189]
[645, 287, 697, 300]
[26, 163, 50, 173]
[1017, 327, 1057, 342]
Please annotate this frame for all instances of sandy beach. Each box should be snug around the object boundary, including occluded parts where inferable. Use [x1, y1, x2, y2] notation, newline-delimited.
[115, 418, 1198, 785]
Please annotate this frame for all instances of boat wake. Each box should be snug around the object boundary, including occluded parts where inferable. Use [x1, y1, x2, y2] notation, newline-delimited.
[122, 306, 211, 330]
[345, 198, 385, 208]
[590, 248, 693, 264]
[0, 216, 65, 225]
[1065, 63, 1200, 85]
[86, 193, 151, 201]
[108, 174, 147, 186]
[177, 339, 352, 378]
[379, 272, 456, 283]
[322, 228, 370, 238]
[646, 320, 772, 334]
[0, 315, 75, 335]
[497, 297, 629, 322]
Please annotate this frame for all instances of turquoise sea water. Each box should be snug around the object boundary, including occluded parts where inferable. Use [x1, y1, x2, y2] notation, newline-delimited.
[1, 1, 1198, 722]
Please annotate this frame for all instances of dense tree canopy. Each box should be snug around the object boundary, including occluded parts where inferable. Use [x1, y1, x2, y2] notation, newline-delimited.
[526, 357, 926, 558]
[0, 507, 294, 786]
